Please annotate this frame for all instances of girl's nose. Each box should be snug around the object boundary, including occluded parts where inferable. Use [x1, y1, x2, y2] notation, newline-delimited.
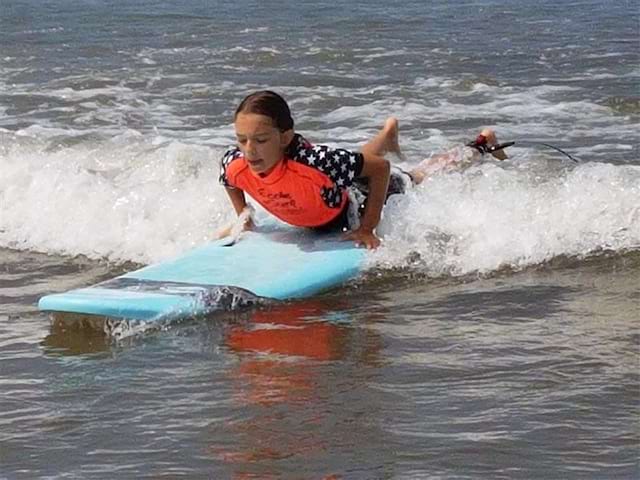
[245, 140, 257, 155]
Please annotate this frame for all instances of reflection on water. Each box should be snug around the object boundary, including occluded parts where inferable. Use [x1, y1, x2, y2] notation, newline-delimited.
[226, 303, 350, 361]
[41, 312, 148, 356]
[43, 315, 111, 356]
[37, 298, 394, 478]
[209, 300, 390, 479]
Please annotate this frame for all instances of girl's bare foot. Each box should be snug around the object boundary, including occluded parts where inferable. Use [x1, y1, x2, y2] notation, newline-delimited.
[362, 117, 404, 160]
[479, 128, 508, 160]
[382, 117, 402, 158]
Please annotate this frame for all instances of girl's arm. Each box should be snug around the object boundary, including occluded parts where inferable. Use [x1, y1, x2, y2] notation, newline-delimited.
[217, 188, 254, 238]
[344, 153, 390, 249]
[226, 187, 248, 215]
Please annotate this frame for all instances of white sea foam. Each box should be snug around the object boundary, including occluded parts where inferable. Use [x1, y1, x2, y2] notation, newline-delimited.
[373, 159, 640, 275]
[1, 66, 638, 274]
[1, 128, 638, 277]
[0, 132, 233, 264]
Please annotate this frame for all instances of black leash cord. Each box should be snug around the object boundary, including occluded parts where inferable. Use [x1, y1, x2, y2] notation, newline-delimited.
[490, 140, 580, 163]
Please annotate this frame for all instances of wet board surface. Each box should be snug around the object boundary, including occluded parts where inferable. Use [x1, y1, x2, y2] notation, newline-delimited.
[38, 228, 367, 321]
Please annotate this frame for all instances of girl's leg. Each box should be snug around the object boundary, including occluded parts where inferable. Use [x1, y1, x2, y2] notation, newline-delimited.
[408, 150, 464, 184]
[409, 128, 505, 184]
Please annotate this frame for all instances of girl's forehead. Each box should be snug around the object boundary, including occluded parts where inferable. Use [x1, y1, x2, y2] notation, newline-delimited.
[235, 113, 276, 133]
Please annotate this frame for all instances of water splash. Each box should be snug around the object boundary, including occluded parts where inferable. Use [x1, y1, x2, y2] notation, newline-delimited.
[374, 158, 640, 276]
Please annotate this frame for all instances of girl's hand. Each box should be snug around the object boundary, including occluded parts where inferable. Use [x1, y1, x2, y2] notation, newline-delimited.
[343, 227, 381, 249]
[216, 224, 234, 239]
[216, 211, 255, 239]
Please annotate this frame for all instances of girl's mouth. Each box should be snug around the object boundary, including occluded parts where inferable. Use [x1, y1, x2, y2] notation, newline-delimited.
[247, 159, 264, 172]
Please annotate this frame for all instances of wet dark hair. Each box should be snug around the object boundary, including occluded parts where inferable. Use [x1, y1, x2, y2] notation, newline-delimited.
[234, 90, 294, 132]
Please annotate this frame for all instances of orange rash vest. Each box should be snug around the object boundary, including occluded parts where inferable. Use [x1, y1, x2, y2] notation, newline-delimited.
[219, 134, 364, 228]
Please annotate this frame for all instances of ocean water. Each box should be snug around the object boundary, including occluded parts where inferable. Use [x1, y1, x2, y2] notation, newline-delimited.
[1, 0, 639, 478]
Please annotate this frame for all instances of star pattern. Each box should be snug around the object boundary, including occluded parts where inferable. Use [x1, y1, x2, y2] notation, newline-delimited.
[219, 148, 243, 187]
[286, 134, 364, 208]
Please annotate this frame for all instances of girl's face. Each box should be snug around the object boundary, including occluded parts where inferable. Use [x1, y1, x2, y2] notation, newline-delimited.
[234, 113, 293, 175]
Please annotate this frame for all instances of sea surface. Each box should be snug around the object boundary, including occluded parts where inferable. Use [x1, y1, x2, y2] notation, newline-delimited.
[1, 0, 639, 478]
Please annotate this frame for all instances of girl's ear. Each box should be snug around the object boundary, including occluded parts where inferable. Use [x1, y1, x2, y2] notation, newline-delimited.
[280, 129, 294, 149]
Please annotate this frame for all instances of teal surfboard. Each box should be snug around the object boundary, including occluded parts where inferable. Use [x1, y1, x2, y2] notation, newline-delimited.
[38, 227, 366, 321]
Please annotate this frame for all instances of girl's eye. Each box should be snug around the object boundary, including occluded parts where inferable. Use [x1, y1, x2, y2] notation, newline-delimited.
[237, 138, 267, 145]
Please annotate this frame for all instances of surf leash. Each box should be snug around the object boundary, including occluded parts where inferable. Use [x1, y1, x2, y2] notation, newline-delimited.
[505, 140, 581, 163]
[468, 135, 580, 163]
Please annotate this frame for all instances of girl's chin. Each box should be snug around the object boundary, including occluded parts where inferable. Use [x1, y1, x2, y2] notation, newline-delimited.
[248, 165, 265, 174]
[247, 160, 264, 170]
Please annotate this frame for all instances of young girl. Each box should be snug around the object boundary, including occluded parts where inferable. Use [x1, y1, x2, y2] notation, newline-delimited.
[219, 91, 506, 249]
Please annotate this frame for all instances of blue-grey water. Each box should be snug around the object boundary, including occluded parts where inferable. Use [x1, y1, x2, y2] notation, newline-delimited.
[1, 0, 639, 478]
